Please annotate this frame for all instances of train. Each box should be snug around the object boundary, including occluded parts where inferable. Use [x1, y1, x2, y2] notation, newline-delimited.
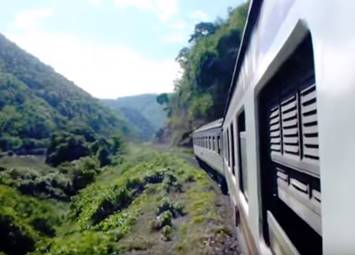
[192, 0, 355, 254]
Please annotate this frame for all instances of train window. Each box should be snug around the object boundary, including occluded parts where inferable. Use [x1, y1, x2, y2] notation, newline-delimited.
[237, 111, 247, 197]
[258, 33, 321, 254]
[217, 136, 221, 154]
[214, 136, 217, 152]
[230, 123, 236, 175]
[212, 136, 215, 151]
[225, 131, 229, 162]
[223, 134, 226, 159]
[226, 129, 230, 167]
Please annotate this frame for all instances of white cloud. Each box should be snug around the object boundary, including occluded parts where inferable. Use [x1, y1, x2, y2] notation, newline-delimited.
[88, 0, 103, 7]
[113, 0, 178, 21]
[190, 10, 209, 23]
[161, 19, 188, 44]
[169, 19, 187, 31]
[161, 32, 186, 44]
[7, 8, 179, 98]
[14, 8, 53, 31]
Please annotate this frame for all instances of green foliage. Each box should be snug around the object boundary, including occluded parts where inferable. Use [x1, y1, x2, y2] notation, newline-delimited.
[0, 34, 127, 153]
[161, 225, 173, 241]
[151, 210, 173, 230]
[0, 146, 232, 255]
[156, 93, 170, 105]
[156, 197, 185, 218]
[165, 3, 249, 145]
[33, 232, 116, 255]
[0, 185, 60, 255]
[46, 130, 125, 167]
[46, 133, 90, 166]
[0, 156, 101, 201]
[188, 22, 219, 43]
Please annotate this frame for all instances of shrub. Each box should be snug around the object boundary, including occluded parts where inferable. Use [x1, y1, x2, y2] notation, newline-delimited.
[91, 187, 132, 225]
[144, 170, 165, 184]
[46, 133, 90, 166]
[0, 211, 36, 255]
[34, 231, 117, 255]
[30, 217, 55, 237]
[161, 225, 173, 241]
[97, 147, 111, 167]
[151, 211, 173, 230]
[156, 198, 185, 218]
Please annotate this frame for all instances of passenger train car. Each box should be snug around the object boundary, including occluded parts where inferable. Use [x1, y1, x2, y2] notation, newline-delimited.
[193, 0, 355, 254]
[193, 119, 224, 177]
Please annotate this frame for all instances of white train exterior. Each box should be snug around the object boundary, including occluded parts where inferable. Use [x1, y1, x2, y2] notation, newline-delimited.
[193, 0, 355, 254]
[193, 119, 224, 176]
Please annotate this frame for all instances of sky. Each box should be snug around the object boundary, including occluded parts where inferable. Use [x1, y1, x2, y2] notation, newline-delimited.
[0, 0, 245, 99]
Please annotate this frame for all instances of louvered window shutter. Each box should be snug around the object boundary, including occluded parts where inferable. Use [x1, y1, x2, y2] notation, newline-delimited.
[268, 83, 321, 235]
[300, 85, 319, 174]
[281, 95, 300, 159]
[269, 106, 282, 158]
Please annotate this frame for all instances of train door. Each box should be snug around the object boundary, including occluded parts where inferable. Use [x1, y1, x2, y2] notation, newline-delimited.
[258, 33, 321, 254]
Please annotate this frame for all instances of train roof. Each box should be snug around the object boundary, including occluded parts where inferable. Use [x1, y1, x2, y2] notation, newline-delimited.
[223, 0, 263, 117]
[193, 118, 223, 134]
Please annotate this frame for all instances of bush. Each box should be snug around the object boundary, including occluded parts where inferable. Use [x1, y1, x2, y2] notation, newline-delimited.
[31, 217, 55, 237]
[151, 211, 173, 231]
[161, 225, 173, 241]
[46, 133, 90, 166]
[34, 231, 117, 255]
[17, 172, 73, 200]
[156, 198, 185, 218]
[91, 187, 133, 225]
[0, 186, 59, 255]
[0, 211, 36, 255]
[97, 147, 111, 167]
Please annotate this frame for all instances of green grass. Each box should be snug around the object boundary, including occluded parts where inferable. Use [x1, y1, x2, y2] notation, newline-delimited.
[0, 145, 232, 255]
[0, 155, 55, 174]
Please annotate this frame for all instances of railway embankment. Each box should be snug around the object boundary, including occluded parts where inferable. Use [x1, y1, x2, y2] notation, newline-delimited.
[0, 145, 240, 255]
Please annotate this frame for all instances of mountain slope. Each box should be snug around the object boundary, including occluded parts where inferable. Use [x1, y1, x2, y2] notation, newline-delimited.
[102, 94, 167, 138]
[0, 33, 128, 153]
[117, 107, 156, 141]
[164, 3, 249, 145]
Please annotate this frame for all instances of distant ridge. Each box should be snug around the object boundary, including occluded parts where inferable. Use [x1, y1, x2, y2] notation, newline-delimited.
[102, 94, 167, 140]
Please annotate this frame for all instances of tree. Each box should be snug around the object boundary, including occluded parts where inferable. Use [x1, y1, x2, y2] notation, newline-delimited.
[156, 93, 169, 105]
[163, 3, 250, 145]
[188, 22, 219, 43]
[46, 133, 90, 166]
[97, 147, 111, 167]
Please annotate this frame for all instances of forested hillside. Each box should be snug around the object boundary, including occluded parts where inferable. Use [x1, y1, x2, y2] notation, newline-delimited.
[102, 94, 167, 141]
[0, 33, 129, 154]
[161, 3, 249, 145]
